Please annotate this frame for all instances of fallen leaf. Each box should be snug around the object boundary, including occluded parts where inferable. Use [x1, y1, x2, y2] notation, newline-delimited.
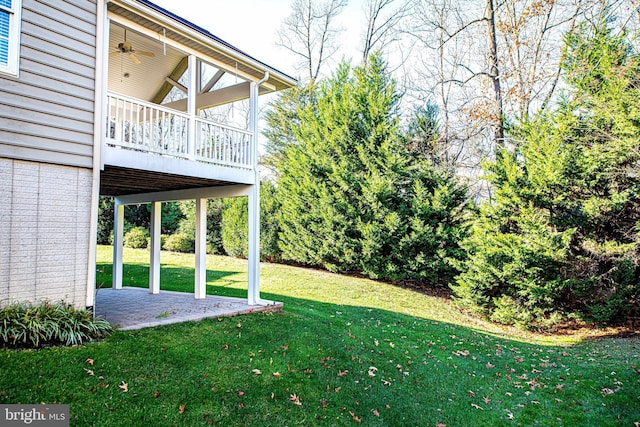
[471, 403, 483, 410]
[251, 369, 262, 375]
[238, 391, 245, 397]
[119, 382, 128, 393]
[338, 370, 349, 377]
[282, 345, 289, 351]
[290, 393, 302, 406]
[349, 411, 361, 422]
[483, 396, 491, 404]
[436, 423, 447, 427]
[153, 392, 160, 398]
[223, 344, 229, 350]
[320, 398, 327, 408]
[372, 409, 380, 417]
[601, 388, 615, 396]
[236, 323, 242, 328]
[179, 404, 186, 414]
[468, 390, 476, 397]
[85, 358, 94, 365]
[84, 368, 94, 376]
[272, 372, 281, 378]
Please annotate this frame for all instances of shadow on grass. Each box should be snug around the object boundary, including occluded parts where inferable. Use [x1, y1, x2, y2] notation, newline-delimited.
[2, 283, 639, 427]
[96, 262, 245, 295]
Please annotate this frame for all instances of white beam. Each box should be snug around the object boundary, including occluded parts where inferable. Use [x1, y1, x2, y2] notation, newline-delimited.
[164, 76, 187, 94]
[112, 201, 125, 290]
[200, 69, 225, 94]
[150, 201, 161, 294]
[116, 184, 252, 205]
[162, 82, 272, 112]
[194, 198, 207, 299]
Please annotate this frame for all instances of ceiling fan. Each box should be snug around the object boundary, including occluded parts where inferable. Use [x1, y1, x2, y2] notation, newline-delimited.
[110, 29, 155, 65]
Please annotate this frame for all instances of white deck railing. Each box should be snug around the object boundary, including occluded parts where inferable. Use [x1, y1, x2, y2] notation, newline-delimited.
[105, 92, 253, 169]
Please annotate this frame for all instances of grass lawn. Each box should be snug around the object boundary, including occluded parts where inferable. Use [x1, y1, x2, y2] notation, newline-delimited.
[1, 246, 638, 426]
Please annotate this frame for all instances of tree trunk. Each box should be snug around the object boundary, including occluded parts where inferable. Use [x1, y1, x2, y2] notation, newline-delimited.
[486, 0, 504, 148]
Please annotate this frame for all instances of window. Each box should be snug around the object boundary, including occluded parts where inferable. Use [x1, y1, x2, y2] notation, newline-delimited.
[0, 0, 21, 76]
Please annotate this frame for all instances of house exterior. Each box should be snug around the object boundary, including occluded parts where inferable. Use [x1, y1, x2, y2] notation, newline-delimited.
[0, 0, 296, 309]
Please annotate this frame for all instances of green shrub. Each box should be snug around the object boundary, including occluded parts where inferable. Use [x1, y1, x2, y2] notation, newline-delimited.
[163, 233, 194, 253]
[221, 197, 247, 258]
[221, 181, 283, 261]
[0, 301, 112, 348]
[124, 226, 149, 249]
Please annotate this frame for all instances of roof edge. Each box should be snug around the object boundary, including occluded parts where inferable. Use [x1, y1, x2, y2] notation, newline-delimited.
[108, 0, 298, 89]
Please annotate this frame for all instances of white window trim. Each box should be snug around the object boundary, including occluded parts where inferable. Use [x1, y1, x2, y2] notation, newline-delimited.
[0, 0, 22, 77]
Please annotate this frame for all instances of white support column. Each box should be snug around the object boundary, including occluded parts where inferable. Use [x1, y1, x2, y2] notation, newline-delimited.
[187, 55, 197, 159]
[149, 201, 161, 294]
[194, 197, 207, 299]
[112, 200, 124, 290]
[247, 184, 260, 305]
[247, 77, 264, 306]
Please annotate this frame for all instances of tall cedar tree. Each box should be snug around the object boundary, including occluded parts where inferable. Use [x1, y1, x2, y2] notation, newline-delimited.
[452, 23, 640, 327]
[275, 54, 467, 285]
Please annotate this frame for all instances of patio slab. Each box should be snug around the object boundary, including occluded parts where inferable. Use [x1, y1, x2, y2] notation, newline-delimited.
[95, 287, 282, 330]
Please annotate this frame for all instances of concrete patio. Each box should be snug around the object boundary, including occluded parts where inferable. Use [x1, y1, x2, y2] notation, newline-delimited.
[95, 287, 282, 330]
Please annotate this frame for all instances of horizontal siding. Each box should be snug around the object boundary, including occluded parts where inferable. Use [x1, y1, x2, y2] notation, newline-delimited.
[0, 0, 97, 168]
[0, 143, 93, 168]
[0, 72, 94, 112]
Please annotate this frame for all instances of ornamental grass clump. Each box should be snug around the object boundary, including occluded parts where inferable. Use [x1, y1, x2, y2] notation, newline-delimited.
[0, 301, 112, 348]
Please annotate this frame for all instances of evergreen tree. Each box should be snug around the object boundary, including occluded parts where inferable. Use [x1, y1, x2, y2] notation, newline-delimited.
[274, 54, 467, 284]
[453, 23, 640, 327]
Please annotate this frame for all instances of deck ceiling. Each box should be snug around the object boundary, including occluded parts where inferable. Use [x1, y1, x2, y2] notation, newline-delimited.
[107, 1, 297, 92]
[108, 22, 186, 102]
[100, 166, 230, 196]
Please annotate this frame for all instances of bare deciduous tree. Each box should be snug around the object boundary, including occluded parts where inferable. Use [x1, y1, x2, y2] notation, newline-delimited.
[277, 0, 348, 81]
[361, 0, 411, 62]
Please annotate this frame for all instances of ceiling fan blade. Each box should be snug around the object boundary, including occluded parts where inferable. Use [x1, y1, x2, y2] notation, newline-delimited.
[135, 51, 155, 58]
[109, 51, 120, 57]
[129, 53, 141, 65]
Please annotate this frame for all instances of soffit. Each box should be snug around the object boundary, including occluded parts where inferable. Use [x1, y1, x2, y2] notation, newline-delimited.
[107, 1, 297, 92]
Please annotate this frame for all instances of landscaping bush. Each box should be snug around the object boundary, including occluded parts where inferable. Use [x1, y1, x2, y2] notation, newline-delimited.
[163, 233, 195, 253]
[123, 226, 149, 249]
[221, 181, 282, 260]
[0, 301, 112, 348]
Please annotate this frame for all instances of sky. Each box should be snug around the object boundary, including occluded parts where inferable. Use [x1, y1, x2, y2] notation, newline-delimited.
[151, 0, 363, 79]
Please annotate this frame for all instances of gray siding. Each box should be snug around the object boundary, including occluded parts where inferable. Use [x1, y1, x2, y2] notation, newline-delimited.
[0, 0, 97, 168]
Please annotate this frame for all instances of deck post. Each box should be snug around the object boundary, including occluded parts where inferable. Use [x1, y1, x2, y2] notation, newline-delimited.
[112, 199, 124, 290]
[194, 197, 207, 299]
[247, 78, 262, 306]
[187, 55, 197, 159]
[247, 184, 260, 305]
[150, 201, 161, 294]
